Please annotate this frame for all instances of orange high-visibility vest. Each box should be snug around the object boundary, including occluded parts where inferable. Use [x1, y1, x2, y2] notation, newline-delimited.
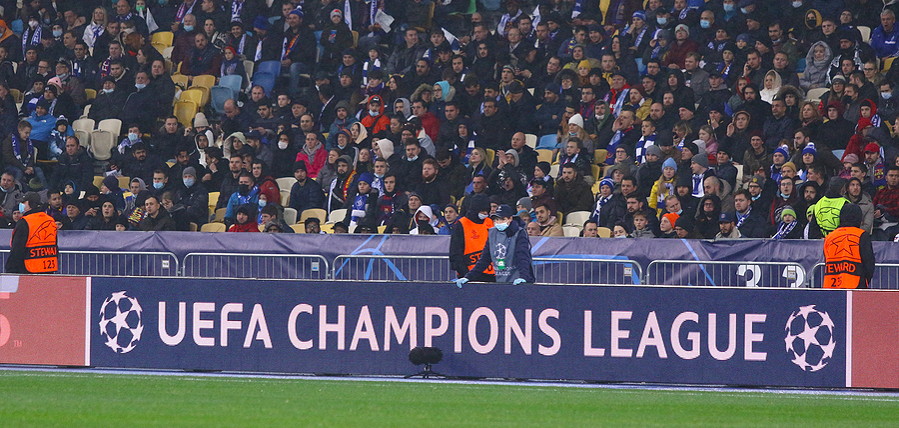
[822, 226, 864, 289]
[458, 216, 495, 275]
[21, 212, 58, 273]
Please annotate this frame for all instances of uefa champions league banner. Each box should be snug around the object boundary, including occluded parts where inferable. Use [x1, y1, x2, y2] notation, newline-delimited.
[88, 277, 865, 388]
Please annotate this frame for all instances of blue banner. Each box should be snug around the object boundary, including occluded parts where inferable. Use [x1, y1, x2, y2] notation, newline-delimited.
[89, 278, 848, 387]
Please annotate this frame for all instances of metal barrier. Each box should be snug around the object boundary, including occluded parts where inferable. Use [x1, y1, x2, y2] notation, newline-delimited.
[644, 260, 807, 288]
[332, 255, 454, 282]
[532, 257, 642, 285]
[57, 251, 180, 277]
[809, 263, 899, 289]
[181, 253, 330, 280]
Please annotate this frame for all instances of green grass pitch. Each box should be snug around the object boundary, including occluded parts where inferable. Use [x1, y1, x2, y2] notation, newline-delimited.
[1, 371, 897, 426]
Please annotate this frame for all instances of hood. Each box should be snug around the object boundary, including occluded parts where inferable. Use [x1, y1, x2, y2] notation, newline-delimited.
[505, 148, 520, 167]
[225, 131, 247, 158]
[805, 41, 832, 67]
[466, 194, 490, 218]
[695, 194, 722, 221]
[763, 69, 782, 91]
[839, 203, 863, 228]
[352, 121, 368, 144]
[414, 205, 439, 227]
[825, 177, 847, 198]
[395, 98, 411, 118]
[130, 177, 147, 193]
[375, 139, 394, 159]
[435, 81, 454, 102]
[805, 9, 823, 29]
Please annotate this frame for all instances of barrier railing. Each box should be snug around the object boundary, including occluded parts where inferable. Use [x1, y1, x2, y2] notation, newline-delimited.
[532, 257, 642, 285]
[644, 260, 807, 288]
[181, 253, 330, 280]
[332, 255, 454, 282]
[57, 251, 180, 277]
[809, 262, 899, 289]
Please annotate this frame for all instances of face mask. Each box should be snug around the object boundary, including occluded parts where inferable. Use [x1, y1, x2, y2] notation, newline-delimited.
[723, 3, 735, 12]
[568, 131, 577, 136]
[700, 20, 711, 29]
[183, 25, 194, 32]
[238, 184, 250, 194]
[478, 213, 489, 220]
[101, 88, 113, 94]
[369, 110, 378, 116]
[740, 7, 750, 14]
[258, 200, 267, 207]
[18, 202, 25, 213]
[278, 141, 288, 150]
[57, 73, 68, 80]
[882, 92, 893, 100]
[183, 177, 195, 187]
[375, 173, 384, 178]
[656, 17, 667, 25]
[29, 20, 38, 29]
[615, 234, 627, 239]
[791, 1, 802, 7]
[136, 5, 146, 12]
[407, 155, 418, 162]
[128, 132, 138, 142]
[52, 29, 62, 38]
[495, 221, 509, 231]
[153, 182, 164, 190]
[135, 83, 147, 90]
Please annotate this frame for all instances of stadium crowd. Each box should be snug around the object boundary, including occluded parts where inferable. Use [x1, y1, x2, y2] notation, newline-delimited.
[0, 0, 898, 240]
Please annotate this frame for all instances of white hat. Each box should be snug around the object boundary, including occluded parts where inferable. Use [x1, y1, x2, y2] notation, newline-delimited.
[568, 113, 584, 128]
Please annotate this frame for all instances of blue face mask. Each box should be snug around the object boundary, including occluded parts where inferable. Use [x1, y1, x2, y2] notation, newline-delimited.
[128, 132, 138, 142]
[135, 83, 146, 90]
[723, 3, 735, 12]
[52, 29, 62, 38]
[700, 20, 711, 29]
[18, 202, 25, 213]
[656, 17, 668, 25]
[183, 177, 195, 187]
[495, 221, 509, 231]
[183, 25, 194, 32]
[258, 200, 267, 207]
[153, 182, 164, 190]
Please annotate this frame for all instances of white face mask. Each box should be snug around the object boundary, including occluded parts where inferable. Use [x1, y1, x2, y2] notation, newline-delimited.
[495, 221, 509, 231]
[478, 213, 488, 220]
[278, 141, 288, 150]
[882, 92, 893, 100]
[791, 1, 802, 7]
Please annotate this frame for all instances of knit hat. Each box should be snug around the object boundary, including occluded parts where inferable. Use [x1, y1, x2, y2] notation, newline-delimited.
[683, 141, 699, 156]
[674, 216, 694, 232]
[599, 177, 614, 190]
[568, 113, 584, 128]
[182, 166, 197, 177]
[330, 8, 342, 18]
[662, 157, 677, 171]
[773, 144, 790, 159]
[36, 98, 51, 110]
[780, 206, 797, 220]
[645, 145, 661, 158]
[288, 8, 304, 18]
[193, 112, 209, 128]
[357, 172, 374, 184]
[516, 197, 533, 210]
[101, 175, 118, 191]
[842, 153, 859, 164]
[781, 161, 797, 172]
[662, 212, 680, 227]
[537, 161, 551, 176]
[675, 24, 690, 36]
[294, 161, 307, 172]
[691, 153, 709, 168]
[802, 142, 817, 156]
[632, 11, 646, 21]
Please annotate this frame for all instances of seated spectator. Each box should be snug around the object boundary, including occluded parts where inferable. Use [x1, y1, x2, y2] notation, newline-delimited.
[228, 204, 259, 232]
[533, 203, 563, 237]
[138, 194, 176, 231]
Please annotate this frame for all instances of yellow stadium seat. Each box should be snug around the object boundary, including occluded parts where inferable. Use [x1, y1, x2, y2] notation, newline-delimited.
[200, 223, 226, 232]
[179, 88, 205, 106]
[536, 149, 553, 164]
[150, 31, 174, 47]
[191, 74, 216, 90]
[300, 208, 327, 224]
[290, 224, 304, 233]
[173, 100, 198, 127]
[593, 149, 608, 165]
[84, 88, 96, 101]
[596, 227, 611, 238]
[171, 74, 189, 90]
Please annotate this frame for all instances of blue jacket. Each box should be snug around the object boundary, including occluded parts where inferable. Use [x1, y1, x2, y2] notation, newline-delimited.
[871, 25, 899, 59]
[26, 112, 56, 142]
[224, 186, 260, 221]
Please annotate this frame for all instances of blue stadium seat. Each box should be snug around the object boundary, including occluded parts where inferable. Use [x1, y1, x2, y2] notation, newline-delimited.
[252, 72, 276, 95]
[538, 134, 558, 150]
[210, 86, 233, 114]
[218, 75, 242, 99]
[255, 60, 280, 77]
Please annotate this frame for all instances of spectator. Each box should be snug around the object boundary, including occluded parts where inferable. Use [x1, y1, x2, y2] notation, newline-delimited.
[138, 194, 176, 231]
[533, 203, 563, 237]
[227, 204, 259, 232]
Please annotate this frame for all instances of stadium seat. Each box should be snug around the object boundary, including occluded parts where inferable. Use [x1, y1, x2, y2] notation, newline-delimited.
[883, 56, 897, 72]
[255, 60, 280, 76]
[563, 226, 581, 237]
[189, 222, 198, 231]
[276, 177, 297, 190]
[564, 211, 591, 227]
[252, 72, 276, 96]
[191, 74, 216, 90]
[73, 118, 94, 132]
[290, 224, 304, 233]
[171, 74, 189, 90]
[593, 149, 608, 165]
[328, 209, 347, 223]
[319, 223, 334, 233]
[117, 176, 130, 189]
[88, 130, 115, 160]
[218, 75, 243, 98]
[485, 148, 495, 166]
[212, 208, 227, 223]
[805, 88, 828, 103]
[591, 164, 602, 182]
[549, 163, 560, 178]
[524, 133, 537, 149]
[81, 104, 91, 118]
[97, 118, 122, 136]
[282, 208, 298, 225]
[210, 86, 232, 114]
[92, 175, 104, 188]
[377, 225, 387, 233]
[9, 88, 22, 103]
[74, 129, 90, 148]
[151, 31, 174, 46]
[858, 26, 871, 43]
[179, 88, 205, 107]
[536, 149, 553, 164]
[173, 100, 199, 127]
[243, 60, 254, 84]
[596, 227, 611, 238]
[84, 88, 96, 101]
[300, 208, 327, 224]
[280, 189, 290, 206]
[200, 223, 226, 232]
[537, 134, 558, 149]
[162, 46, 174, 60]
[152, 42, 167, 55]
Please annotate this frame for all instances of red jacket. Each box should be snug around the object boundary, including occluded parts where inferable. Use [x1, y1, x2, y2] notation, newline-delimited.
[295, 145, 327, 178]
[228, 221, 260, 232]
[257, 176, 280, 205]
[361, 113, 390, 137]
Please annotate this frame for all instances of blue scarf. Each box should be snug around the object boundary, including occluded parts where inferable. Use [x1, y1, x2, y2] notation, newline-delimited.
[10, 132, 33, 164]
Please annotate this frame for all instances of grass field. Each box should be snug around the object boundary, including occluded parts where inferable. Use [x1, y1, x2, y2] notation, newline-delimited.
[1, 371, 897, 426]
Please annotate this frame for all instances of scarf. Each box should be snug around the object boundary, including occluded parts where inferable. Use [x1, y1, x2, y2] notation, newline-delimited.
[692, 174, 704, 196]
[772, 220, 797, 240]
[10, 132, 33, 164]
[231, 0, 245, 22]
[634, 134, 657, 164]
[344, 0, 353, 29]
[735, 207, 751, 228]
[175, 0, 195, 23]
[23, 25, 41, 56]
[283, 31, 301, 60]
[116, 13, 134, 22]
